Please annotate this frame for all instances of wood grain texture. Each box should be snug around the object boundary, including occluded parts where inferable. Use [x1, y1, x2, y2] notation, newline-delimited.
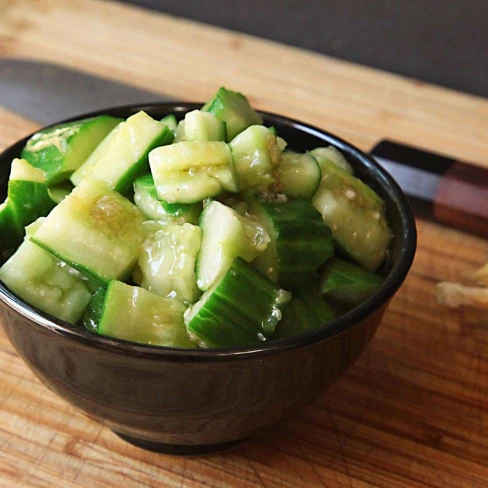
[0, 1, 488, 487]
[1, 0, 488, 168]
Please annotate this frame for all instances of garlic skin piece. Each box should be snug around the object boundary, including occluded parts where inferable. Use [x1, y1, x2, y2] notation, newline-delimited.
[436, 282, 488, 309]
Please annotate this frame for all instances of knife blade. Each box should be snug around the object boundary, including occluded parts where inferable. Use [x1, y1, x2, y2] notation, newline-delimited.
[371, 140, 488, 238]
[0, 59, 169, 125]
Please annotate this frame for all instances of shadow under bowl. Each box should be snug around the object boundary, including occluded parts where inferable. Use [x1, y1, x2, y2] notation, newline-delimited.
[0, 103, 416, 455]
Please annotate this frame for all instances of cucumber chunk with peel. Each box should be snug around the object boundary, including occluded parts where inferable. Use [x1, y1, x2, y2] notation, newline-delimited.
[312, 160, 391, 271]
[251, 199, 335, 288]
[0, 240, 91, 324]
[319, 257, 383, 304]
[185, 257, 291, 348]
[272, 281, 334, 340]
[160, 114, 178, 132]
[82, 287, 107, 331]
[149, 141, 238, 203]
[0, 159, 56, 251]
[202, 87, 263, 141]
[229, 125, 281, 191]
[183, 110, 227, 141]
[196, 200, 270, 291]
[310, 146, 354, 175]
[21, 115, 122, 184]
[273, 151, 321, 199]
[70, 123, 120, 186]
[98, 281, 196, 348]
[133, 174, 201, 223]
[70, 111, 173, 193]
[134, 220, 202, 305]
[31, 178, 146, 285]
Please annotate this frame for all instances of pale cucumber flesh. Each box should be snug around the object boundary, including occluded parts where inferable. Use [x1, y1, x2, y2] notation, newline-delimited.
[98, 281, 196, 348]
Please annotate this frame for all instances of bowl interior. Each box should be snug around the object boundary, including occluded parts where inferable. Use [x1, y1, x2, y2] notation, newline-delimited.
[0, 103, 416, 358]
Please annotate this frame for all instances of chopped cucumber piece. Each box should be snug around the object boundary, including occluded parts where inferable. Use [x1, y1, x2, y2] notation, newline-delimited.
[312, 160, 391, 271]
[277, 137, 288, 152]
[70, 123, 119, 186]
[202, 87, 263, 141]
[160, 114, 178, 132]
[0, 159, 56, 251]
[274, 151, 321, 200]
[133, 174, 201, 223]
[48, 181, 74, 204]
[273, 281, 334, 340]
[183, 110, 227, 141]
[196, 200, 270, 291]
[319, 257, 383, 304]
[185, 257, 291, 348]
[251, 199, 334, 288]
[25, 217, 45, 237]
[70, 111, 173, 193]
[82, 287, 107, 331]
[310, 146, 354, 175]
[231, 200, 250, 215]
[149, 141, 238, 203]
[174, 120, 186, 143]
[31, 178, 146, 285]
[135, 220, 202, 305]
[21, 115, 122, 184]
[98, 281, 196, 348]
[0, 240, 91, 324]
[229, 125, 281, 191]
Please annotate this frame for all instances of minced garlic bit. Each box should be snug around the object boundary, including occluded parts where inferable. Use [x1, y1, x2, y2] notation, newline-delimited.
[344, 188, 357, 201]
[436, 260, 488, 309]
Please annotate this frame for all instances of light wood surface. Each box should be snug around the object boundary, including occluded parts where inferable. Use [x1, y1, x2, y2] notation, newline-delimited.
[1, 1, 488, 487]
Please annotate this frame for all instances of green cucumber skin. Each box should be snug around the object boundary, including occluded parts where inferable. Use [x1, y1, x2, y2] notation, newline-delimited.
[186, 257, 291, 348]
[82, 287, 107, 331]
[0, 240, 92, 324]
[319, 257, 383, 304]
[0, 166, 56, 251]
[9, 180, 56, 227]
[111, 125, 174, 195]
[0, 203, 23, 250]
[202, 87, 263, 141]
[272, 281, 334, 340]
[98, 281, 196, 348]
[21, 116, 122, 185]
[312, 160, 391, 271]
[251, 200, 335, 288]
[70, 112, 174, 195]
[160, 114, 178, 131]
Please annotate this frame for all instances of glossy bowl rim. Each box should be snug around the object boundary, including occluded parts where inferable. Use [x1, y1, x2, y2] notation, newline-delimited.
[0, 102, 417, 361]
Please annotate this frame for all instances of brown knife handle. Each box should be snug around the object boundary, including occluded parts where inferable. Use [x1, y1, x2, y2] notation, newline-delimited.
[371, 140, 488, 239]
[434, 162, 488, 237]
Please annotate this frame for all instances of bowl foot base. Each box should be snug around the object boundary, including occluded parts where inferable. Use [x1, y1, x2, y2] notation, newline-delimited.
[113, 431, 249, 456]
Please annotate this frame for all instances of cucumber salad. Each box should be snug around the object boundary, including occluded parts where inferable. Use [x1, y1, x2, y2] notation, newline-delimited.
[0, 88, 392, 349]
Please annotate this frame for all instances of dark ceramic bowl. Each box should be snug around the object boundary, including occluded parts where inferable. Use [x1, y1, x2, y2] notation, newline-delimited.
[0, 103, 416, 455]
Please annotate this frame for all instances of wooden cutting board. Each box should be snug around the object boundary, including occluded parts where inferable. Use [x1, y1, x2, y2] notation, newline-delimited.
[1, 1, 488, 487]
